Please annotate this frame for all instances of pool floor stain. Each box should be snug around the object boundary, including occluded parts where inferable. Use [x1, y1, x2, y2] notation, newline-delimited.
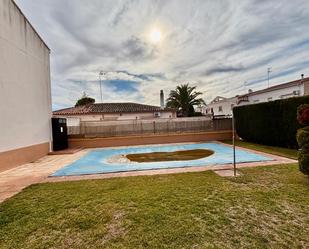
[127, 149, 214, 162]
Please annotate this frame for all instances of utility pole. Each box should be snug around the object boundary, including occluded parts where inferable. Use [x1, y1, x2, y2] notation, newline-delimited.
[267, 67, 272, 88]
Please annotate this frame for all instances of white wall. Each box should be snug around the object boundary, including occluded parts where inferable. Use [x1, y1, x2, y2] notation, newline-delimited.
[78, 115, 211, 126]
[239, 84, 304, 106]
[0, 0, 52, 152]
[206, 98, 237, 116]
[114, 111, 175, 120]
[56, 111, 176, 125]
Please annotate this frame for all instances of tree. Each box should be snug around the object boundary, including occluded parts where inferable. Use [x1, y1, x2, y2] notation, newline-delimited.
[75, 92, 95, 107]
[166, 84, 205, 117]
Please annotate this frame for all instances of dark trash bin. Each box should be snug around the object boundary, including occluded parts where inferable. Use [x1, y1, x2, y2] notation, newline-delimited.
[52, 118, 68, 151]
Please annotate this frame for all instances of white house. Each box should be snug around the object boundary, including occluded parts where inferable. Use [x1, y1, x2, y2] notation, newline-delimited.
[53, 103, 177, 126]
[201, 76, 309, 119]
[237, 76, 309, 105]
[0, 0, 52, 171]
[200, 96, 237, 118]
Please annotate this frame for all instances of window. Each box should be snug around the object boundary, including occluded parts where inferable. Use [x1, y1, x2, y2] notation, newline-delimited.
[218, 106, 223, 112]
[293, 90, 300, 96]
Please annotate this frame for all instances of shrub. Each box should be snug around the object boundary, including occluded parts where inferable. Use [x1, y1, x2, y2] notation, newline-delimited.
[297, 104, 309, 175]
[297, 104, 309, 125]
[233, 95, 309, 148]
[298, 151, 309, 175]
[296, 127, 309, 149]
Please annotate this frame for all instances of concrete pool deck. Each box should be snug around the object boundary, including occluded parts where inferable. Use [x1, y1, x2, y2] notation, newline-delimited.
[0, 142, 297, 203]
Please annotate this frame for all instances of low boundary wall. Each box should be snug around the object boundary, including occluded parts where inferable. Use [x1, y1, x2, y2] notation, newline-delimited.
[68, 130, 232, 148]
[0, 142, 50, 173]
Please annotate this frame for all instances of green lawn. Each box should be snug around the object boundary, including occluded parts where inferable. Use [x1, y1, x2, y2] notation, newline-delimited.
[223, 140, 298, 159]
[1, 163, 308, 248]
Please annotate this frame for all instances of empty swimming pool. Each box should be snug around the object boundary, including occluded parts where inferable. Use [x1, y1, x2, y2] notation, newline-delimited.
[52, 142, 273, 177]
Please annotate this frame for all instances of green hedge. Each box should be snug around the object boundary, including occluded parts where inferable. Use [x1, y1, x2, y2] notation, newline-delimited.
[233, 95, 309, 148]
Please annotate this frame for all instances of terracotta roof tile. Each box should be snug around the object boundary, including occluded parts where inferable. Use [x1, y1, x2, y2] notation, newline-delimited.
[53, 103, 175, 115]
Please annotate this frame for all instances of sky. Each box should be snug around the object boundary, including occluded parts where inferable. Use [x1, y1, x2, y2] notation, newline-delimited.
[15, 0, 309, 110]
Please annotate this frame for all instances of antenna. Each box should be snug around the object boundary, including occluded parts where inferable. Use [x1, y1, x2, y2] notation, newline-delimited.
[267, 67, 272, 88]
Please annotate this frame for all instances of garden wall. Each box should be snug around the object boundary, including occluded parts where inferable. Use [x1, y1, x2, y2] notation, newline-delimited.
[233, 95, 309, 148]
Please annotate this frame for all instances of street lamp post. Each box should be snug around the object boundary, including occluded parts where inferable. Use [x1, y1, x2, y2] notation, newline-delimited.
[232, 107, 236, 177]
[99, 71, 104, 103]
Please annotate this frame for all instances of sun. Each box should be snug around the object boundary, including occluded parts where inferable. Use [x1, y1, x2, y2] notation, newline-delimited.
[149, 29, 162, 44]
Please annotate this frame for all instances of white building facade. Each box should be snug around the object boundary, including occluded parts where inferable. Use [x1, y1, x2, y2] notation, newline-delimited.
[63, 112, 175, 127]
[0, 0, 52, 171]
[202, 96, 237, 118]
[202, 77, 309, 119]
[237, 77, 309, 105]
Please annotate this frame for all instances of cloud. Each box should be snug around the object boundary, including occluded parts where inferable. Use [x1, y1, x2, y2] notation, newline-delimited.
[121, 36, 157, 61]
[14, 0, 309, 110]
[205, 64, 246, 76]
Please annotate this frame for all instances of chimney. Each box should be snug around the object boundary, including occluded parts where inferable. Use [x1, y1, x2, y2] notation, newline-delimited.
[248, 89, 253, 93]
[160, 90, 165, 109]
[301, 74, 304, 79]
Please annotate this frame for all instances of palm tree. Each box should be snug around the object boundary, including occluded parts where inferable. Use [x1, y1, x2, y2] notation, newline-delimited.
[166, 84, 205, 117]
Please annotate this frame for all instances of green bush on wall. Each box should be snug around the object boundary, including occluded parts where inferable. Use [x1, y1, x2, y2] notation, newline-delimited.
[233, 95, 309, 148]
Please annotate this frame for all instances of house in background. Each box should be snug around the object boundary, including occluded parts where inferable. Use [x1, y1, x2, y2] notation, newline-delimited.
[237, 76, 309, 105]
[199, 96, 237, 118]
[53, 103, 177, 126]
[0, 0, 52, 171]
[202, 76, 309, 118]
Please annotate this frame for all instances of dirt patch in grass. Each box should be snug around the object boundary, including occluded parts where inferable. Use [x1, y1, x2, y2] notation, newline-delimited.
[126, 149, 214, 162]
[104, 211, 126, 241]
